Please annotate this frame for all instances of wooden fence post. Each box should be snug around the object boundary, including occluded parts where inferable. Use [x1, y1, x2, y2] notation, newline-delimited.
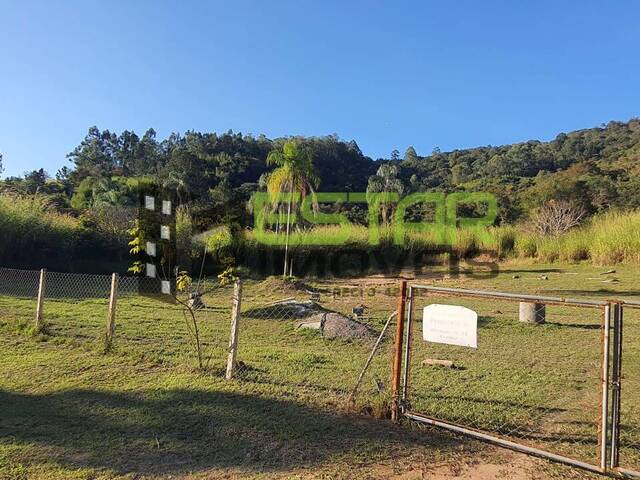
[104, 273, 119, 349]
[225, 279, 243, 380]
[35, 268, 47, 332]
[391, 280, 407, 422]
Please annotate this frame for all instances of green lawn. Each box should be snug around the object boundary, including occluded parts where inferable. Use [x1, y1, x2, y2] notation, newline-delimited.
[0, 262, 638, 478]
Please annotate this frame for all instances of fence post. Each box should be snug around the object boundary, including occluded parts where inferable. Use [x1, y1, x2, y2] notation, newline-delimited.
[34, 268, 46, 332]
[609, 302, 623, 469]
[225, 279, 243, 380]
[104, 273, 119, 349]
[401, 285, 415, 404]
[391, 280, 407, 422]
[600, 303, 612, 471]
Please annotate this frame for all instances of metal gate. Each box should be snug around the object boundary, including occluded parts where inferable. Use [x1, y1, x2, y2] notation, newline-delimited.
[611, 301, 640, 477]
[392, 283, 640, 477]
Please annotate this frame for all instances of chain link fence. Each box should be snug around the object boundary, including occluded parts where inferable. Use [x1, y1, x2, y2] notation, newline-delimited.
[0, 268, 231, 369]
[43, 271, 113, 342]
[0, 267, 40, 329]
[111, 276, 233, 369]
[0, 268, 400, 410]
[226, 278, 399, 411]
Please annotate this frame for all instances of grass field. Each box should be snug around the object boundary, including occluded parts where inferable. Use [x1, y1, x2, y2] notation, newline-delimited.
[0, 262, 638, 479]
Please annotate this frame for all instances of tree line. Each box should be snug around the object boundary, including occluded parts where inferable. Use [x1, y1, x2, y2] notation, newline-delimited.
[2, 118, 639, 233]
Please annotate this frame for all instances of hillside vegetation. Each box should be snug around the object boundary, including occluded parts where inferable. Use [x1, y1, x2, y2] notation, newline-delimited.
[1, 119, 639, 271]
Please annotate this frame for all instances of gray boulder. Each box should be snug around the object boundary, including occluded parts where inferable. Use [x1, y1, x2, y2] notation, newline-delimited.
[297, 312, 377, 340]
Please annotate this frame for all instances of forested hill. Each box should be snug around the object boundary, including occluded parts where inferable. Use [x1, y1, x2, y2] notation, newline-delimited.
[398, 118, 640, 221]
[2, 118, 640, 226]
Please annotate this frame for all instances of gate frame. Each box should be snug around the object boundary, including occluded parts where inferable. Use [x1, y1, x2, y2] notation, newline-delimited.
[392, 284, 623, 476]
[611, 300, 640, 478]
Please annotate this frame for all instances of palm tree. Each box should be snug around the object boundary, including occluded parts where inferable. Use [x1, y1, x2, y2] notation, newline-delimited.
[366, 164, 404, 224]
[264, 140, 319, 278]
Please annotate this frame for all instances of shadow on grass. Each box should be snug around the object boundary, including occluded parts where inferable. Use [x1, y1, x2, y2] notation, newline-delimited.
[545, 289, 640, 298]
[495, 268, 565, 274]
[0, 388, 459, 477]
[545, 322, 602, 331]
[411, 393, 568, 416]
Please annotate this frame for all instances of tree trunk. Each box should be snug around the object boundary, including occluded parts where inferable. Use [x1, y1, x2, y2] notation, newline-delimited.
[283, 194, 292, 278]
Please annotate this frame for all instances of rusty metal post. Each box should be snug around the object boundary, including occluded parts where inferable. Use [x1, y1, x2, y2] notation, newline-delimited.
[391, 280, 407, 422]
[401, 286, 414, 403]
[599, 304, 612, 471]
[610, 303, 623, 469]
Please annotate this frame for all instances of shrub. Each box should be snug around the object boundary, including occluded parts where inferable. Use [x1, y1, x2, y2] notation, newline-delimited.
[0, 193, 126, 271]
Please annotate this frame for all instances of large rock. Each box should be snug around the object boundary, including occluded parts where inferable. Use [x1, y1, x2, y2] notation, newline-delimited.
[245, 299, 322, 319]
[297, 312, 377, 340]
[187, 292, 206, 310]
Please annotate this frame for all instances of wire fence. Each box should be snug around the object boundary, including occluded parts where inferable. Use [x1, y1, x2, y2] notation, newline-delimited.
[2, 266, 639, 476]
[402, 288, 605, 468]
[229, 279, 398, 411]
[0, 267, 232, 365]
[0, 267, 40, 327]
[396, 284, 640, 477]
[0, 267, 398, 410]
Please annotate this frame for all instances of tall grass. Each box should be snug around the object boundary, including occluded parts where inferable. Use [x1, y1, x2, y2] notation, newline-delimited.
[233, 209, 640, 270]
[0, 193, 125, 271]
[587, 211, 640, 264]
[0, 194, 79, 266]
[510, 210, 640, 265]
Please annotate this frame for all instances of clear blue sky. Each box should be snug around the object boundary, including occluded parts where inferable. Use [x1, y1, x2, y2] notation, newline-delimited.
[1, 0, 639, 178]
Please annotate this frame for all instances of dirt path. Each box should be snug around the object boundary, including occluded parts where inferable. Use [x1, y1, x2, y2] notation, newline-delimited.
[216, 445, 600, 480]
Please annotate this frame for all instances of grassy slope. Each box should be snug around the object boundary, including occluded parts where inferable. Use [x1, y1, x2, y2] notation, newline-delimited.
[2, 263, 639, 479]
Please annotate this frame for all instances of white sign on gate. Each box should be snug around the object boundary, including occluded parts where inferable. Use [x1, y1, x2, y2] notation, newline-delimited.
[423, 304, 478, 348]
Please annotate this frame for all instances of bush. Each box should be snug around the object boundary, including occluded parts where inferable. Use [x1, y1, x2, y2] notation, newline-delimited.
[0, 193, 126, 271]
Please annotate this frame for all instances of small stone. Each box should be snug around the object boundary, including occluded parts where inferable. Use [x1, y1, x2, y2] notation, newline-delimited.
[422, 358, 455, 368]
[187, 293, 206, 310]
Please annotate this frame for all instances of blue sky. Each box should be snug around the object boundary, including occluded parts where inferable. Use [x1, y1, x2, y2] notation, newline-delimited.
[1, 0, 639, 178]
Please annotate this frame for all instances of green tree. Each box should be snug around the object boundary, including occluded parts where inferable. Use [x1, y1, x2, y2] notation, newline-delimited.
[366, 164, 404, 224]
[265, 139, 319, 277]
[67, 126, 119, 179]
[23, 169, 48, 194]
[404, 146, 418, 162]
